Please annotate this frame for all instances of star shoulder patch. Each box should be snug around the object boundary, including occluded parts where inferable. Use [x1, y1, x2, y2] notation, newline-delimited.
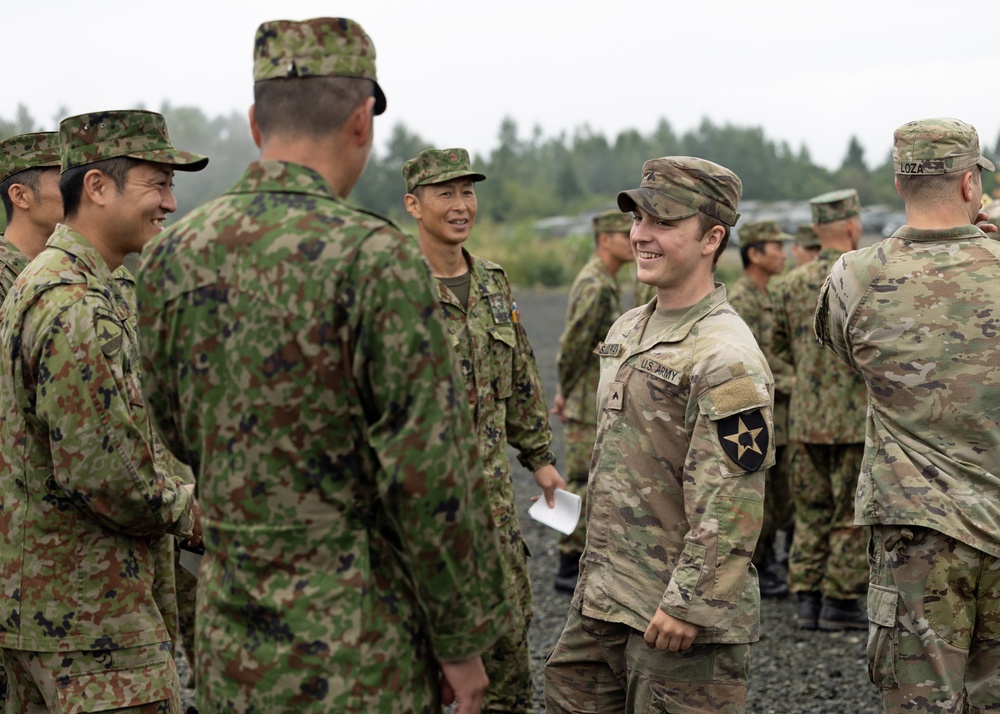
[718, 409, 768, 472]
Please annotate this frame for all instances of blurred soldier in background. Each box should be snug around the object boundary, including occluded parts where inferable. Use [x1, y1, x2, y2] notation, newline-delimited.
[772, 189, 869, 631]
[551, 208, 633, 594]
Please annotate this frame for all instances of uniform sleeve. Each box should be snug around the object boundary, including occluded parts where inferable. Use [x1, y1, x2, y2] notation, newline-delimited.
[358, 230, 512, 662]
[763, 284, 795, 398]
[814, 262, 856, 369]
[31, 295, 195, 538]
[557, 276, 614, 398]
[658, 361, 770, 630]
[504, 281, 557, 472]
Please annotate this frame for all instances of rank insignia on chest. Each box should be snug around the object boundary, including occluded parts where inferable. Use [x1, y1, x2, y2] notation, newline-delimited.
[606, 381, 624, 410]
[594, 342, 622, 357]
[96, 315, 124, 359]
[718, 409, 768, 472]
[488, 293, 512, 324]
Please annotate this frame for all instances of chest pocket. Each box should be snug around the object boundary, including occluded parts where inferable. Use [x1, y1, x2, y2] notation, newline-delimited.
[486, 325, 516, 399]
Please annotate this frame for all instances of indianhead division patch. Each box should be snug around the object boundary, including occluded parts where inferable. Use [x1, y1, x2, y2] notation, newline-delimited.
[718, 409, 768, 472]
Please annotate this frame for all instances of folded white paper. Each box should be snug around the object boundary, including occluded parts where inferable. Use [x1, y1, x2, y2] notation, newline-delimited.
[528, 489, 581, 535]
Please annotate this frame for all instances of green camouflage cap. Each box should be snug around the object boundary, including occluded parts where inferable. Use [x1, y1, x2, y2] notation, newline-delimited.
[254, 18, 386, 116]
[59, 110, 208, 173]
[794, 224, 821, 248]
[810, 188, 860, 224]
[0, 132, 61, 184]
[893, 117, 995, 175]
[617, 156, 742, 227]
[738, 220, 791, 246]
[402, 148, 486, 194]
[592, 208, 633, 234]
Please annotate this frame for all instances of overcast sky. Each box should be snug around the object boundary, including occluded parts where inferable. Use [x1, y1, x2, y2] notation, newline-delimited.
[6, 0, 998, 174]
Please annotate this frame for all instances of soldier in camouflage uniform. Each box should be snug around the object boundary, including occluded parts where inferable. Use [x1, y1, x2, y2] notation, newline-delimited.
[402, 147, 564, 712]
[551, 208, 633, 594]
[136, 19, 512, 714]
[771, 189, 869, 631]
[545, 157, 773, 713]
[728, 220, 793, 600]
[0, 132, 62, 301]
[816, 118, 1000, 714]
[790, 224, 821, 268]
[0, 109, 206, 713]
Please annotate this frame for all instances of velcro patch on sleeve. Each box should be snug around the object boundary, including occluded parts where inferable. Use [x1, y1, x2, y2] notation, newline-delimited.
[709, 375, 761, 416]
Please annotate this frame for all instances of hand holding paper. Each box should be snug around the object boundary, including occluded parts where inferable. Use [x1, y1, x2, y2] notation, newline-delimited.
[528, 488, 581, 536]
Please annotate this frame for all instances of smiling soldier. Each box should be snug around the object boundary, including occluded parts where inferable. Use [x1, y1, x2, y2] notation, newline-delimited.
[544, 156, 774, 714]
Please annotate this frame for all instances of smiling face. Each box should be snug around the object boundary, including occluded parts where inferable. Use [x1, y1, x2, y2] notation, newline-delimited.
[405, 177, 478, 248]
[104, 161, 177, 253]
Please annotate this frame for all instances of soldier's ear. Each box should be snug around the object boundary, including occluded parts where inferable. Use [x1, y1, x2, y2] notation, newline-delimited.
[248, 105, 262, 149]
[6, 183, 30, 211]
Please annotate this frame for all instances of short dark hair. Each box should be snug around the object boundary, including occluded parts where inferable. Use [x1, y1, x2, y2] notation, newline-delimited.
[739, 242, 769, 269]
[697, 212, 731, 268]
[1, 168, 44, 223]
[896, 168, 976, 205]
[60, 156, 141, 220]
[254, 76, 374, 140]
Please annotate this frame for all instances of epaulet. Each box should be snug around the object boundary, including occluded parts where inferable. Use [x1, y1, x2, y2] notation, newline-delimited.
[477, 256, 507, 273]
[350, 204, 404, 232]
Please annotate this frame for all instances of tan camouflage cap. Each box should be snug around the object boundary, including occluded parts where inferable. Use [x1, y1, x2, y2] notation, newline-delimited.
[254, 18, 386, 116]
[593, 208, 633, 234]
[794, 224, 821, 248]
[617, 156, 742, 227]
[0, 132, 61, 184]
[402, 148, 486, 194]
[59, 110, 208, 173]
[810, 188, 860, 224]
[738, 220, 791, 246]
[893, 117, 995, 175]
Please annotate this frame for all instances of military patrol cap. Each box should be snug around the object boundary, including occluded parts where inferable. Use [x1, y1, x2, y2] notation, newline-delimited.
[0, 132, 61, 184]
[254, 18, 387, 116]
[402, 148, 486, 194]
[617, 156, 742, 227]
[893, 117, 995, 175]
[593, 208, 633, 234]
[738, 220, 791, 246]
[59, 110, 208, 173]
[794, 224, 820, 248]
[810, 188, 860, 224]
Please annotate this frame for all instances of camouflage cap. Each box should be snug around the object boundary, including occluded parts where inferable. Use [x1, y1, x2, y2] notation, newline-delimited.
[402, 148, 486, 194]
[59, 110, 208, 173]
[254, 18, 386, 116]
[893, 117, 995, 175]
[809, 188, 860, 224]
[617, 156, 742, 227]
[738, 220, 791, 246]
[592, 208, 633, 234]
[0, 132, 61, 184]
[794, 224, 821, 248]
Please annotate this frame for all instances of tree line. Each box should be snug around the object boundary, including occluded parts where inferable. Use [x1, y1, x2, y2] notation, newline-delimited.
[4, 103, 999, 232]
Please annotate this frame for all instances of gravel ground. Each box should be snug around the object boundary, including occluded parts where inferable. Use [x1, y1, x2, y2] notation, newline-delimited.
[179, 285, 884, 713]
[510, 287, 883, 714]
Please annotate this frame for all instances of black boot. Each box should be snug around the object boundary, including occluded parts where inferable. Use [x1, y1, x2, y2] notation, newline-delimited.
[796, 591, 822, 630]
[758, 562, 789, 599]
[818, 597, 868, 631]
[554, 552, 580, 594]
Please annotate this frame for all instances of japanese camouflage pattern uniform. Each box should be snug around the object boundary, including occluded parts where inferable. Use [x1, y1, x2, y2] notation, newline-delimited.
[0, 130, 62, 705]
[555, 209, 630, 557]
[546, 157, 773, 714]
[114, 264, 199, 687]
[0, 110, 205, 713]
[816, 117, 1000, 713]
[404, 147, 555, 712]
[728, 220, 795, 571]
[771, 189, 869, 601]
[135, 19, 511, 714]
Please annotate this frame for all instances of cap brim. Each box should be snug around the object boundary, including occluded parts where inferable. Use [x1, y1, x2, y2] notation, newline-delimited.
[417, 170, 486, 190]
[979, 155, 996, 172]
[134, 150, 209, 172]
[617, 188, 698, 221]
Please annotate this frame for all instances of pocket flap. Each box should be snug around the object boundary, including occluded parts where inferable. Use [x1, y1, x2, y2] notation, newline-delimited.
[867, 584, 897, 627]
